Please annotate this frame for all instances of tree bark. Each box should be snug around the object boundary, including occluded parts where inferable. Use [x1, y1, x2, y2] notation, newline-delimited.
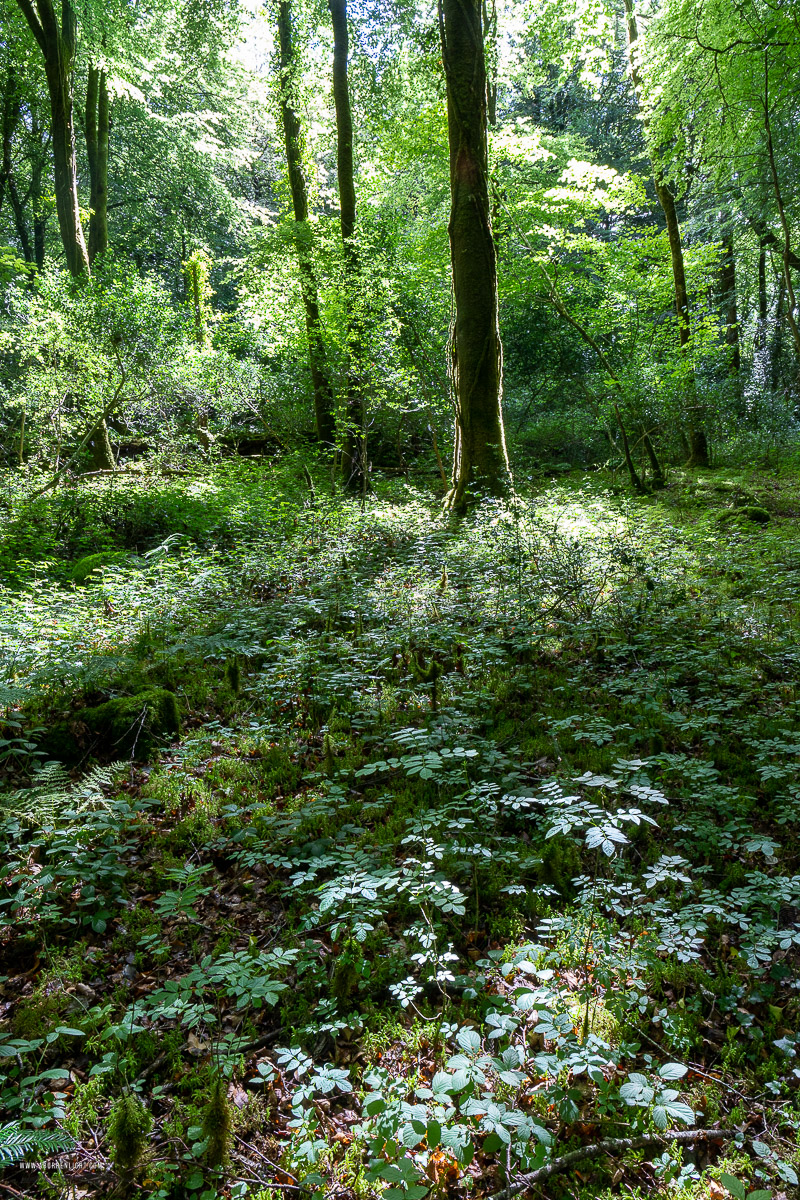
[16, 0, 89, 276]
[623, 0, 708, 467]
[328, 0, 366, 490]
[719, 233, 740, 372]
[278, 0, 336, 447]
[86, 63, 109, 264]
[756, 241, 768, 352]
[89, 418, 115, 470]
[438, 0, 511, 509]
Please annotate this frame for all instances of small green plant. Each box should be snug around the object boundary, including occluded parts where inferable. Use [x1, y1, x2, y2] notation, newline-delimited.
[107, 1092, 152, 1173]
[200, 1075, 233, 1167]
[718, 1174, 772, 1200]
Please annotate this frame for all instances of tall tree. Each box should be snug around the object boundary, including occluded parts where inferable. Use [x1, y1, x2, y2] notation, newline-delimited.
[328, 0, 366, 489]
[278, 0, 335, 446]
[85, 62, 109, 264]
[15, 0, 89, 276]
[623, 0, 708, 467]
[0, 68, 34, 264]
[719, 231, 740, 373]
[438, 0, 510, 508]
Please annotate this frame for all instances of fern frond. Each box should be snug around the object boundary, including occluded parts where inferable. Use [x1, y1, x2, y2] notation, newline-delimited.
[0, 1124, 75, 1164]
[0, 761, 125, 826]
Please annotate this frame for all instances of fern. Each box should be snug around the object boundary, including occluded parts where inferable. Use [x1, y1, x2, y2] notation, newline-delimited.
[0, 761, 125, 826]
[0, 1124, 75, 1164]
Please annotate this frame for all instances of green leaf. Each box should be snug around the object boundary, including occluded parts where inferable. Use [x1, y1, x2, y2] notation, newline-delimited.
[427, 1120, 441, 1147]
[662, 1101, 695, 1125]
[456, 1027, 481, 1052]
[657, 1062, 688, 1080]
[719, 1175, 746, 1200]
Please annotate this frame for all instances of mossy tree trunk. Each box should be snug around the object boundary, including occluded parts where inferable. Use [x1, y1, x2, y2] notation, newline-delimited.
[438, 0, 511, 509]
[278, 0, 336, 448]
[16, 0, 89, 277]
[86, 63, 109, 265]
[89, 417, 115, 470]
[328, 0, 367, 491]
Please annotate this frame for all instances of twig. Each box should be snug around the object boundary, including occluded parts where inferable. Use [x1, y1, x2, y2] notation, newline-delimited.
[234, 1134, 301, 1184]
[489, 1128, 732, 1199]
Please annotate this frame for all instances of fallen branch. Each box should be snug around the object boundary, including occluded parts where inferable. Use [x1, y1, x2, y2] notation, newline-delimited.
[489, 1128, 732, 1199]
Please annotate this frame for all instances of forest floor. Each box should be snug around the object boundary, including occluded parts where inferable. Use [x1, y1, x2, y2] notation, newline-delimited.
[1, 459, 800, 1200]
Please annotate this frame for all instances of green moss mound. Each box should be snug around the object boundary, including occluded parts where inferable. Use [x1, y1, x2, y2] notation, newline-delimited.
[72, 551, 133, 585]
[716, 506, 770, 526]
[41, 688, 180, 763]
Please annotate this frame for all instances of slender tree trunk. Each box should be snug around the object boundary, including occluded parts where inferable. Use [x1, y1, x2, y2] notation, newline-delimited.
[328, 0, 366, 490]
[757, 242, 768, 352]
[772, 275, 786, 389]
[764, 50, 800, 363]
[1, 77, 35, 264]
[278, 0, 335, 446]
[623, 0, 708, 466]
[0, 70, 16, 222]
[719, 233, 740, 372]
[643, 431, 665, 488]
[86, 63, 109, 264]
[27, 107, 47, 270]
[16, 0, 89, 276]
[438, 0, 511, 509]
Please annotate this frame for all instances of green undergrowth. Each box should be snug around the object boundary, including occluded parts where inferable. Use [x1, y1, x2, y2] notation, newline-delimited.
[0, 462, 799, 1199]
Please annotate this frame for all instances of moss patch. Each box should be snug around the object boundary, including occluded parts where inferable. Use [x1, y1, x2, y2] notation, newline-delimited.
[716, 506, 770, 526]
[72, 551, 136, 585]
[40, 688, 180, 763]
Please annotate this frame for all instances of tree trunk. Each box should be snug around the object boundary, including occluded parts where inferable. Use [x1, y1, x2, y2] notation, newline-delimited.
[764, 49, 800, 363]
[278, 0, 335, 447]
[1, 74, 35, 265]
[772, 275, 786, 388]
[756, 242, 768, 352]
[16, 0, 89, 276]
[89, 418, 115, 470]
[623, 0, 708, 467]
[0, 70, 17, 224]
[719, 234, 740, 372]
[438, 0, 511, 509]
[86, 63, 109, 264]
[328, 0, 366, 491]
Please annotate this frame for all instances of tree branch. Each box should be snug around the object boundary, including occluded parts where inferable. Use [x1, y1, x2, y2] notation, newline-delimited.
[489, 1128, 732, 1199]
[14, 0, 47, 54]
